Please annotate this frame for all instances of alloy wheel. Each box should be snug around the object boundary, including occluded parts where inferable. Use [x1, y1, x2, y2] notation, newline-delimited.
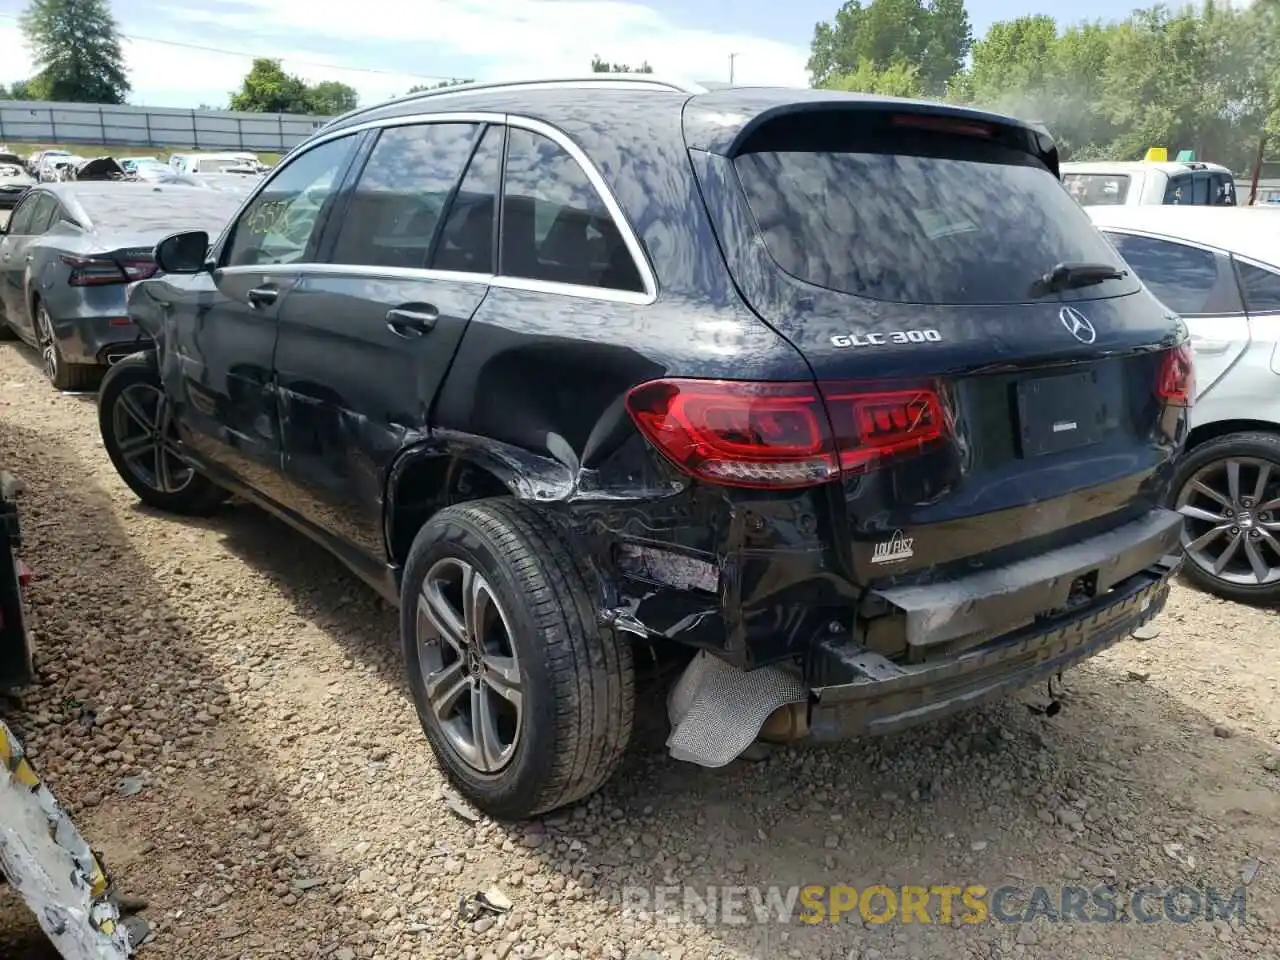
[416, 557, 523, 773]
[1175, 456, 1280, 587]
[35, 306, 58, 382]
[110, 382, 195, 495]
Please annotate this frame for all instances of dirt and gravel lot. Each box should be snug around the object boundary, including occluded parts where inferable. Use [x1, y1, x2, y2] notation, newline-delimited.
[0, 339, 1278, 960]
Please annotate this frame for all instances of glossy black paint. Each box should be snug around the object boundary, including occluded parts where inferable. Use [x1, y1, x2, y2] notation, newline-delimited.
[125, 83, 1188, 677]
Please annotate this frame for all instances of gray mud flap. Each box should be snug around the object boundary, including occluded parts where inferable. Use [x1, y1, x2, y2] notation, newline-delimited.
[665, 650, 808, 767]
[0, 719, 132, 959]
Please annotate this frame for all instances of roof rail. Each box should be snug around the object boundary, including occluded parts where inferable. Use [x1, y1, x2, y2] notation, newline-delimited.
[321, 74, 708, 130]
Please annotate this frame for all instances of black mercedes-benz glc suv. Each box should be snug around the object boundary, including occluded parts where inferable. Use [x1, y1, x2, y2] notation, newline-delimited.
[95, 76, 1190, 819]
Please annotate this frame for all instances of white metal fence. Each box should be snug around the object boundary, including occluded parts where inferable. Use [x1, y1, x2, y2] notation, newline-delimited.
[0, 100, 334, 153]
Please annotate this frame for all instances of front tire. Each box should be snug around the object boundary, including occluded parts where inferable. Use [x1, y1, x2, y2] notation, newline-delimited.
[34, 301, 98, 392]
[1172, 431, 1280, 605]
[97, 356, 228, 516]
[401, 499, 634, 820]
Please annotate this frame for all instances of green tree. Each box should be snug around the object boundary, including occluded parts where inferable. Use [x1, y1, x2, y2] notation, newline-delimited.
[590, 55, 654, 73]
[940, 1, 1280, 172]
[306, 80, 358, 114]
[825, 57, 923, 97]
[19, 0, 129, 103]
[406, 79, 473, 93]
[229, 59, 357, 115]
[230, 59, 310, 113]
[808, 0, 971, 95]
[0, 79, 38, 99]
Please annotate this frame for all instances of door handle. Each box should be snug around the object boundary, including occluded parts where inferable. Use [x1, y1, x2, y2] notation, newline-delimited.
[385, 306, 439, 338]
[247, 285, 279, 308]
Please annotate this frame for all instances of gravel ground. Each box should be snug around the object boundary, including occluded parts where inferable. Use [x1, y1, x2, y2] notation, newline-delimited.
[0, 340, 1278, 960]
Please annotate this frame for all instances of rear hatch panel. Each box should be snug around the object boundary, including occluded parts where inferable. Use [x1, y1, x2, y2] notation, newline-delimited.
[685, 99, 1187, 651]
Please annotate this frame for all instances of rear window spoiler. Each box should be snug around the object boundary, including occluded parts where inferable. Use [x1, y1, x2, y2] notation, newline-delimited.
[684, 93, 1061, 179]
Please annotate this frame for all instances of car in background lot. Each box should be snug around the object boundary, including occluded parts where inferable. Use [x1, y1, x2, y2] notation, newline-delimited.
[96, 77, 1190, 819]
[168, 152, 261, 174]
[119, 156, 166, 175]
[1063, 158, 1237, 207]
[134, 168, 263, 197]
[0, 181, 243, 390]
[0, 152, 34, 211]
[1088, 205, 1280, 604]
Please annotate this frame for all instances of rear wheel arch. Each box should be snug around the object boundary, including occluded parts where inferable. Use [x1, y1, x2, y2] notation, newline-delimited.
[1184, 418, 1280, 452]
[385, 447, 527, 568]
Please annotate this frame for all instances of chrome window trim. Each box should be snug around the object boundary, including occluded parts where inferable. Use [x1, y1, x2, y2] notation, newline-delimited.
[237, 110, 658, 305]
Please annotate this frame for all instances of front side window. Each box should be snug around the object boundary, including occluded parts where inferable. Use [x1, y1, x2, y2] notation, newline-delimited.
[1104, 232, 1239, 315]
[499, 127, 645, 293]
[329, 122, 480, 270]
[222, 134, 358, 268]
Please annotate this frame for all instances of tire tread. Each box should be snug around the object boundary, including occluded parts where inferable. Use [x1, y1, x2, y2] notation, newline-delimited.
[406, 498, 634, 818]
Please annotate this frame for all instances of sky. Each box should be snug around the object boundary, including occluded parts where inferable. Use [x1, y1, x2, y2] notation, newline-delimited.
[0, 0, 1143, 111]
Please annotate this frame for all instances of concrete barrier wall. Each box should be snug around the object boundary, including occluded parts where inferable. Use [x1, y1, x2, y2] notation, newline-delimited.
[0, 101, 335, 152]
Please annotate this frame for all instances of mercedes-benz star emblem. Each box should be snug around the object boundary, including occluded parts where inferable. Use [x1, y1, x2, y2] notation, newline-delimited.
[1059, 306, 1097, 344]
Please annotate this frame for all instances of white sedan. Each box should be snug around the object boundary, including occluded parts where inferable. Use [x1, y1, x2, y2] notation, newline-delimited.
[1087, 205, 1280, 605]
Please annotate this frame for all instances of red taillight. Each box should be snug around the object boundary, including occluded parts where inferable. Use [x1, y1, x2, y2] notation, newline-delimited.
[61, 255, 157, 286]
[1157, 343, 1194, 407]
[822, 384, 946, 473]
[624, 378, 947, 490]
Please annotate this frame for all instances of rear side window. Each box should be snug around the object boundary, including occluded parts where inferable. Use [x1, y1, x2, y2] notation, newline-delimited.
[500, 127, 645, 294]
[25, 193, 57, 234]
[431, 124, 502, 274]
[330, 122, 480, 270]
[6, 193, 41, 234]
[1211, 173, 1237, 206]
[1237, 262, 1280, 313]
[1103, 233, 1240, 316]
[733, 123, 1134, 305]
[1063, 173, 1130, 206]
[1164, 174, 1192, 205]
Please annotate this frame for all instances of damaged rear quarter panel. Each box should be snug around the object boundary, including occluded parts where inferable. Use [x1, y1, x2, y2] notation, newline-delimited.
[424, 101, 858, 668]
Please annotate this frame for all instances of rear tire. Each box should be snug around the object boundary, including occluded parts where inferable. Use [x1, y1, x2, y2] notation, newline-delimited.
[401, 498, 634, 820]
[1171, 431, 1280, 606]
[34, 301, 98, 392]
[98, 356, 228, 516]
[0, 317, 17, 341]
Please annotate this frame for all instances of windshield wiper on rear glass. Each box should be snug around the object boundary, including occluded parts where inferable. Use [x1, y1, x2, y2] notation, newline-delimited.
[1029, 261, 1129, 298]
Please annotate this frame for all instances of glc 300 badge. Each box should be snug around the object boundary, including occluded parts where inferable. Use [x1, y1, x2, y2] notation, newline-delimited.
[871, 530, 915, 564]
[830, 330, 943, 348]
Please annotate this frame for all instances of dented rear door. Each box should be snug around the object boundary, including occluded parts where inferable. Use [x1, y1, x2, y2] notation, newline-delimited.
[273, 121, 500, 562]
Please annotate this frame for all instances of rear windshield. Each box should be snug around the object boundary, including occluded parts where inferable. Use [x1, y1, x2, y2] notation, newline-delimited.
[1062, 173, 1131, 206]
[734, 126, 1135, 305]
[76, 186, 244, 235]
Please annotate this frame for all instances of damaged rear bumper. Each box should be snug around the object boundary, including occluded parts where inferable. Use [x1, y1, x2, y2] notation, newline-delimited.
[808, 552, 1179, 740]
